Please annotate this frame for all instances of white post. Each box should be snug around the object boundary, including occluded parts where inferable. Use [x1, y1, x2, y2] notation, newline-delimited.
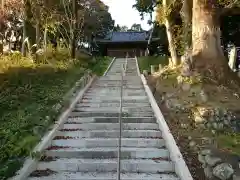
[228, 46, 237, 71]
[151, 65, 155, 74]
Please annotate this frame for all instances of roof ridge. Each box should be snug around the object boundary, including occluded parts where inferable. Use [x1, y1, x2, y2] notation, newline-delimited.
[112, 31, 146, 33]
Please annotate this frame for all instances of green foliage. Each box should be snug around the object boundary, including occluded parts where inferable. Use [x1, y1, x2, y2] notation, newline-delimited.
[178, 74, 202, 85]
[217, 0, 240, 8]
[135, 0, 240, 57]
[2, 0, 114, 48]
[138, 56, 169, 72]
[0, 51, 111, 179]
[113, 25, 129, 32]
[172, 24, 184, 56]
[88, 56, 112, 76]
[216, 132, 240, 155]
[133, 0, 162, 18]
[130, 23, 143, 31]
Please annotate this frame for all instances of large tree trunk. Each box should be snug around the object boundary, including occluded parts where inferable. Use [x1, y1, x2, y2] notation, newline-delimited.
[192, 0, 223, 60]
[71, 0, 77, 59]
[163, 0, 178, 67]
[22, 19, 27, 56]
[191, 0, 238, 85]
[181, 0, 192, 49]
[35, 5, 40, 48]
[165, 19, 178, 66]
[43, 26, 48, 61]
[22, 0, 32, 56]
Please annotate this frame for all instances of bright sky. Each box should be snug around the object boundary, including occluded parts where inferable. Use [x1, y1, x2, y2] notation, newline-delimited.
[102, 0, 154, 31]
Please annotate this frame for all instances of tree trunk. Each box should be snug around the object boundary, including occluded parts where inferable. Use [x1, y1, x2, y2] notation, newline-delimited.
[36, 5, 40, 48]
[71, 0, 77, 59]
[22, 0, 32, 56]
[44, 27, 48, 61]
[165, 18, 178, 67]
[191, 0, 238, 85]
[181, 0, 192, 49]
[163, 0, 178, 67]
[36, 21, 40, 48]
[22, 19, 27, 56]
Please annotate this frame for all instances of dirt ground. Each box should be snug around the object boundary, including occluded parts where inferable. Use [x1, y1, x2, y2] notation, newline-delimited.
[146, 69, 240, 180]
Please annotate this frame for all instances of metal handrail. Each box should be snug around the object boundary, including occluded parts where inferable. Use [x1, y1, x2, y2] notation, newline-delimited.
[117, 63, 126, 180]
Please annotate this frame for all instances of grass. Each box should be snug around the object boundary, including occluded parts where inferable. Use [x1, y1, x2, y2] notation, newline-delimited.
[0, 49, 112, 179]
[137, 56, 169, 73]
[86, 56, 112, 76]
[215, 132, 240, 155]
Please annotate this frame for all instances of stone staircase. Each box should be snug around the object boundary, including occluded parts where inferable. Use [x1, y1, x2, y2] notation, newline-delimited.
[25, 58, 184, 180]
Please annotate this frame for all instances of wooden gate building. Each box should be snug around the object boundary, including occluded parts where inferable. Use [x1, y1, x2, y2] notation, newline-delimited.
[96, 31, 150, 58]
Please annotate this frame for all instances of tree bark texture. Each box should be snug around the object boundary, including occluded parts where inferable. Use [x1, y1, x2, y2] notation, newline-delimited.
[22, 0, 32, 56]
[71, 0, 77, 59]
[192, 0, 240, 86]
[181, 0, 192, 49]
[163, 0, 178, 66]
[36, 5, 40, 48]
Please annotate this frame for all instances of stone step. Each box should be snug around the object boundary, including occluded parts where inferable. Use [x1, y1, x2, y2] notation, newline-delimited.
[57, 129, 161, 138]
[72, 108, 123, 113]
[90, 87, 144, 90]
[81, 96, 147, 100]
[91, 85, 143, 90]
[96, 80, 142, 84]
[90, 85, 144, 89]
[81, 96, 148, 101]
[73, 108, 153, 114]
[98, 78, 142, 82]
[85, 93, 146, 96]
[79, 99, 120, 103]
[92, 84, 143, 87]
[36, 159, 173, 173]
[67, 117, 156, 123]
[76, 102, 151, 106]
[86, 89, 145, 92]
[84, 93, 146, 96]
[45, 147, 169, 159]
[28, 171, 179, 180]
[98, 76, 141, 79]
[51, 138, 164, 148]
[80, 100, 148, 104]
[92, 80, 141, 83]
[61, 123, 159, 130]
[79, 99, 150, 104]
[75, 103, 151, 108]
[87, 86, 144, 89]
[69, 112, 154, 118]
[87, 87, 144, 91]
[68, 112, 122, 117]
[79, 100, 148, 104]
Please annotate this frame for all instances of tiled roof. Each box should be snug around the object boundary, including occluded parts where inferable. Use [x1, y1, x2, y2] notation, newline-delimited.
[112, 31, 148, 42]
[102, 31, 149, 42]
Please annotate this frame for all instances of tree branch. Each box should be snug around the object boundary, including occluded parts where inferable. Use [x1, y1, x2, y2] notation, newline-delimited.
[220, 0, 240, 15]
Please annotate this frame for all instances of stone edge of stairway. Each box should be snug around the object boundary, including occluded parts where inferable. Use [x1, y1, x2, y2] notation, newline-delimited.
[137, 57, 193, 180]
[10, 57, 116, 180]
[103, 57, 116, 76]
